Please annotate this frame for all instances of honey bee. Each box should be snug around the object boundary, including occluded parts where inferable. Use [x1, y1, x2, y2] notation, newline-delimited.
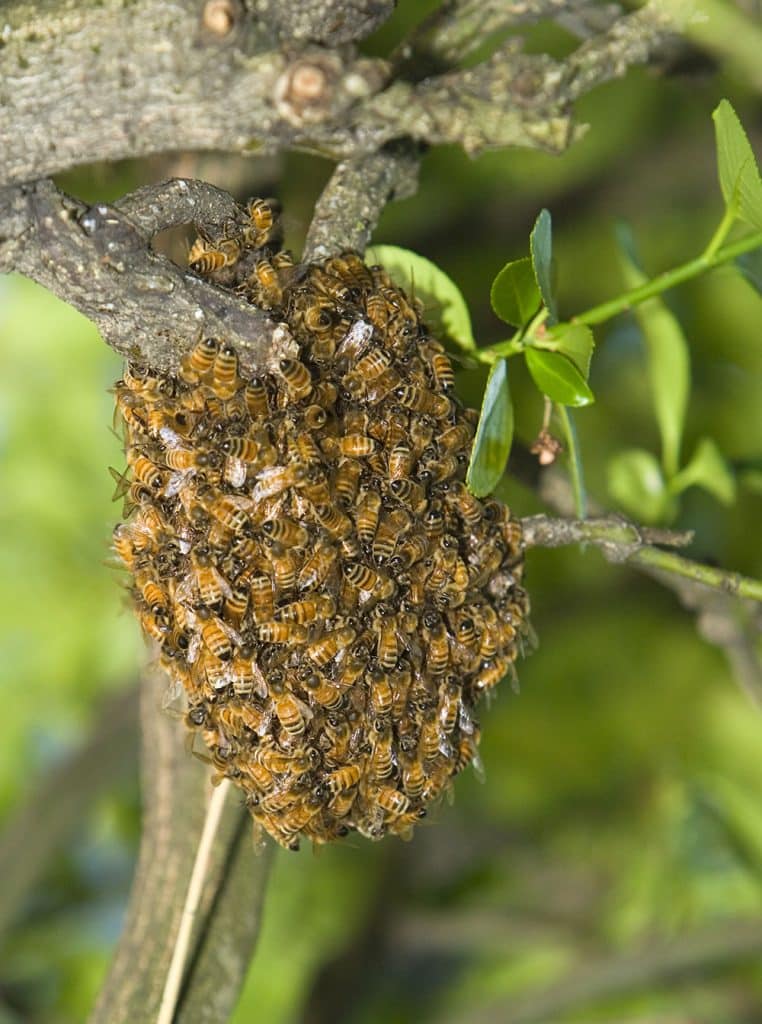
[325, 764, 361, 795]
[454, 731, 483, 776]
[418, 710, 441, 764]
[244, 197, 282, 248]
[428, 351, 455, 391]
[438, 423, 472, 454]
[251, 258, 284, 309]
[261, 517, 309, 548]
[188, 234, 241, 275]
[139, 606, 171, 644]
[133, 568, 168, 617]
[271, 685, 311, 740]
[343, 562, 395, 600]
[329, 434, 377, 458]
[223, 586, 249, 627]
[278, 359, 312, 401]
[274, 595, 335, 624]
[257, 621, 308, 644]
[127, 454, 163, 493]
[365, 293, 388, 330]
[334, 459, 362, 509]
[375, 618, 400, 671]
[303, 404, 327, 430]
[297, 465, 332, 507]
[306, 626, 356, 668]
[264, 545, 298, 592]
[205, 494, 250, 536]
[444, 481, 483, 527]
[474, 657, 508, 694]
[388, 444, 414, 481]
[374, 786, 410, 818]
[401, 755, 425, 800]
[313, 502, 352, 540]
[182, 335, 220, 385]
[369, 724, 394, 780]
[211, 343, 240, 399]
[437, 680, 461, 735]
[335, 645, 368, 688]
[372, 508, 411, 564]
[369, 667, 393, 717]
[388, 532, 428, 574]
[324, 252, 373, 295]
[190, 547, 229, 610]
[297, 540, 336, 593]
[220, 436, 259, 462]
[112, 525, 136, 569]
[244, 378, 270, 419]
[291, 429, 323, 466]
[200, 614, 235, 662]
[302, 671, 343, 710]
[252, 462, 306, 502]
[388, 478, 427, 514]
[355, 490, 382, 544]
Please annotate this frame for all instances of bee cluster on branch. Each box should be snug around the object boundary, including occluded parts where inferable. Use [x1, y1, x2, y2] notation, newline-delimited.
[111, 198, 529, 849]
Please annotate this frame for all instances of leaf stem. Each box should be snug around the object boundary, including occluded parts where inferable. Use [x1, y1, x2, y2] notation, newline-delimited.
[555, 405, 587, 518]
[701, 206, 737, 262]
[572, 229, 762, 327]
[157, 779, 232, 1024]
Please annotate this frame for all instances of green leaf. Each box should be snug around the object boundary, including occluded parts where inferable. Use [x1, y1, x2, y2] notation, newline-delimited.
[525, 348, 594, 407]
[670, 437, 736, 505]
[608, 449, 675, 524]
[490, 257, 541, 328]
[466, 358, 514, 497]
[616, 224, 690, 480]
[364, 245, 476, 352]
[530, 209, 558, 324]
[735, 246, 762, 295]
[712, 100, 762, 230]
[542, 323, 595, 379]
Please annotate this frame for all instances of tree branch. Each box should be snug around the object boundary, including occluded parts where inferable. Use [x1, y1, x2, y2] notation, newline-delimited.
[0, 0, 688, 187]
[0, 684, 139, 943]
[521, 514, 762, 604]
[302, 143, 420, 261]
[449, 917, 762, 1024]
[89, 665, 273, 1024]
[0, 178, 296, 376]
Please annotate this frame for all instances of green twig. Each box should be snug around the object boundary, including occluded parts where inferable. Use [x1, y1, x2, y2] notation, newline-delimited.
[555, 405, 587, 519]
[521, 514, 762, 604]
[572, 230, 762, 328]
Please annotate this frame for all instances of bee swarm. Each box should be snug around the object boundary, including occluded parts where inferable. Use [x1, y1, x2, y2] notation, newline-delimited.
[112, 199, 529, 849]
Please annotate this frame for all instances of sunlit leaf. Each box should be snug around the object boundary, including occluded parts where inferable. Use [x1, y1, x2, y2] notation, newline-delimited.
[525, 348, 594, 407]
[542, 323, 595, 379]
[490, 257, 541, 328]
[617, 224, 689, 480]
[608, 448, 675, 523]
[735, 246, 762, 295]
[466, 358, 514, 497]
[365, 245, 476, 352]
[670, 437, 736, 505]
[530, 208, 558, 324]
[712, 99, 762, 229]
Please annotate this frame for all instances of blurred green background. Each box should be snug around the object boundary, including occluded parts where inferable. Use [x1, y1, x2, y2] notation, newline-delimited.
[1, 5, 762, 1022]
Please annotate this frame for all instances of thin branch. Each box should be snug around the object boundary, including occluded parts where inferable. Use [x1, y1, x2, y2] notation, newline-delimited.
[89, 665, 273, 1024]
[302, 144, 420, 261]
[0, 684, 139, 943]
[448, 917, 762, 1024]
[402, 0, 622, 68]
[0, 178, 294, 376]
[521, 514, 762, 604]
